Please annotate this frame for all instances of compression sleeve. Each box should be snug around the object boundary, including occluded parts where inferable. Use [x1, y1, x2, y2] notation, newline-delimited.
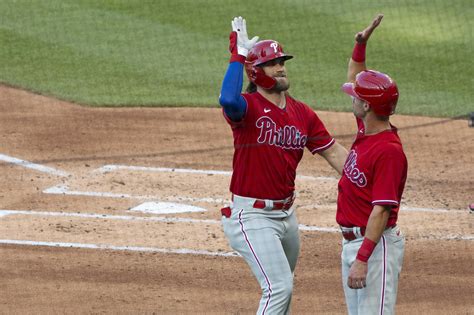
[219, 61, 247, 122]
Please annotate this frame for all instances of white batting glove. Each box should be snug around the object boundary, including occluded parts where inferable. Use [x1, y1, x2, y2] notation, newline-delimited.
[231, 16, 259, 57]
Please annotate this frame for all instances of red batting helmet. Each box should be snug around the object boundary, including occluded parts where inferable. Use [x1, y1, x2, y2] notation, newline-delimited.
[245, 40, 293, 89]
[342, 70, 399, 116]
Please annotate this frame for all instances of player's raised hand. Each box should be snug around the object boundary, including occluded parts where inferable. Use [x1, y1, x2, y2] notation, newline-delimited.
[231, 16, 259, 57]
[355, 14, 384, 43]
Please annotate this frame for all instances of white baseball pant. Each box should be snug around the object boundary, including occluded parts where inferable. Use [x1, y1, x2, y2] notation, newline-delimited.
[222, 195, 300, 315]
[341, 226, 405, 315]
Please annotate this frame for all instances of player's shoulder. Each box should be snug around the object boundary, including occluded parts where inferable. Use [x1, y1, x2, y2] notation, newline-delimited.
[382, 140, 404, 152]
[376, 137, 406, 160]
[242, 91, 262, 102]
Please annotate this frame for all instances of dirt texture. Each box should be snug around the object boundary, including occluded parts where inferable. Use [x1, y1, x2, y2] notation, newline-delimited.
[0, 85, 473, 314]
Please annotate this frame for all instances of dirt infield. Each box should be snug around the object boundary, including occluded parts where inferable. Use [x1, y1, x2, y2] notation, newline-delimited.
[0, 85, 472, 314]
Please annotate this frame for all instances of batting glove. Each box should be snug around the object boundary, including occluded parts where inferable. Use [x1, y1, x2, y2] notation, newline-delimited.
[231, 16, 259, 57]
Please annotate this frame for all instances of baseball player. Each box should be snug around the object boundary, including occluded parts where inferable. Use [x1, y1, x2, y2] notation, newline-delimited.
[337, 14, 408, 315]
[219, 17, 348, 314]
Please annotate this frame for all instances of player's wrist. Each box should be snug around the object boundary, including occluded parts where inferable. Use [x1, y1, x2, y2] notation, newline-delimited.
[228, 31, 250, 62]
[355, 259, 368, 265]
[356, 237, 377, 263]
[237, 46, 249, 57]
[229, 54, 246, 63]
[352, 42, 367, 63]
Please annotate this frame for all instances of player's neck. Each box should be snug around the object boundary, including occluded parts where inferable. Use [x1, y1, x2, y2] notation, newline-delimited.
[257, 88, 287, 109]
[362, 115, 391, 135]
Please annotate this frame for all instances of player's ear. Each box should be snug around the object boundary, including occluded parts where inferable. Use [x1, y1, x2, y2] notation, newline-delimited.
[363, 102, 371, 112]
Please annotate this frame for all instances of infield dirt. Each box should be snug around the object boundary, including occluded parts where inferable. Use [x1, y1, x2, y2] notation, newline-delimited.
[0, 85, 472, 314]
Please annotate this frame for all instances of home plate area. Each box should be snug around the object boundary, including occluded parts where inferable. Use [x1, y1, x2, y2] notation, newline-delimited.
[38, 163, 474, 243]
[1, 160, 472, 259]
[131, 202, 206, 214]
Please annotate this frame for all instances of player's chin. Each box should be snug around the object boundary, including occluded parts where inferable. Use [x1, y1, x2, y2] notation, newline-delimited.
[273, 77, 290, 92]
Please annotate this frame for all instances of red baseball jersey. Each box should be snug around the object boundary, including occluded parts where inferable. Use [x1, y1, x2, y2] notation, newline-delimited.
[224, 92, 335, 200]
[336, 118, 408, 227]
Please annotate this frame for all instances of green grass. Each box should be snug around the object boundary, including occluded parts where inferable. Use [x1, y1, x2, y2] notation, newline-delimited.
[0, 0, 472, 116]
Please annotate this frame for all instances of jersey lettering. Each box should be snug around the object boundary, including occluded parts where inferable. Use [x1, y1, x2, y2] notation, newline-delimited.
[343, 150, 367, 187]
[256, 116, 307, 149]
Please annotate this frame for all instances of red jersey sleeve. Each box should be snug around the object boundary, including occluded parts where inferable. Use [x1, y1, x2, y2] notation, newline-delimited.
[371, 143, 408, 208]
[305, 108, 335, 154]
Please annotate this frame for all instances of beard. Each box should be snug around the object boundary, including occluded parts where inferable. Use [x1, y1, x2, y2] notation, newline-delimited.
[352, 98, 367, 118]
[272, 77, 290, 92]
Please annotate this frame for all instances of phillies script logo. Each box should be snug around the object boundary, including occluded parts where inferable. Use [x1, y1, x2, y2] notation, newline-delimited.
[256, 116, 307, 149]
[344, 150, 367, 187]
[270, 42, 279, 53]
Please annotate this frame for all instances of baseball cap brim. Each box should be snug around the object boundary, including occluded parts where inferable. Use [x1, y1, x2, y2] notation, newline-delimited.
[341, 82, 358, 98]
[254, 54, 293, 66]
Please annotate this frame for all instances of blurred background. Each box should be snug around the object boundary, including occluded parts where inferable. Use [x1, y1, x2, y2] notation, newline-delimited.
[0, 0, 472, 117]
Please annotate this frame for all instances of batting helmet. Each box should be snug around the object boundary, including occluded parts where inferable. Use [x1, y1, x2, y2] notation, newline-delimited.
[342, 70, 399, 116]
[245, 40, 293, 89]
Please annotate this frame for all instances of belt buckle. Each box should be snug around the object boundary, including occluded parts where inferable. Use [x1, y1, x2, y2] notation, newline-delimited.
[254, 199, 274, 211]
[264, 199, 274, 211]
[254, 195, 295, 211]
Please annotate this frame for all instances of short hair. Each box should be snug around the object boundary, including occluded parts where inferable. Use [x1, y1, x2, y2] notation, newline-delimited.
[246, 82, 257, 93]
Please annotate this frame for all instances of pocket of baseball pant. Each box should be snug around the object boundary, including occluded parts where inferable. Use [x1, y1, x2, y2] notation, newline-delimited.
[221, 206, 232, 218]
[389, 228, 405, 245]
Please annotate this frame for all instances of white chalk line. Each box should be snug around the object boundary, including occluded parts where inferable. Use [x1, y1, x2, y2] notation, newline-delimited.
[0, 210, 336, 257]
[0, 153, 69, 177]
[43, 184, 227, 204]
[94, 165, 467, 213]
[96, 164, 338, 181]
[1, 235, 471, 258]
[43, 185, 467, 214]
[0, 154, 469, 243]
[0, 209, 337, 232]
[298, 203, 466, 213]
[400, 206, 465, 213]
[0, 210, 219, 224]
[97, 165, 232, 176]
[417, 235, 474, 241]
[1, 209, 472, 241]
[0, 239, 239, 257]
[0, 154, 461, 214]
[130, 201, 206, 214]
[298, 224, 339, 232]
